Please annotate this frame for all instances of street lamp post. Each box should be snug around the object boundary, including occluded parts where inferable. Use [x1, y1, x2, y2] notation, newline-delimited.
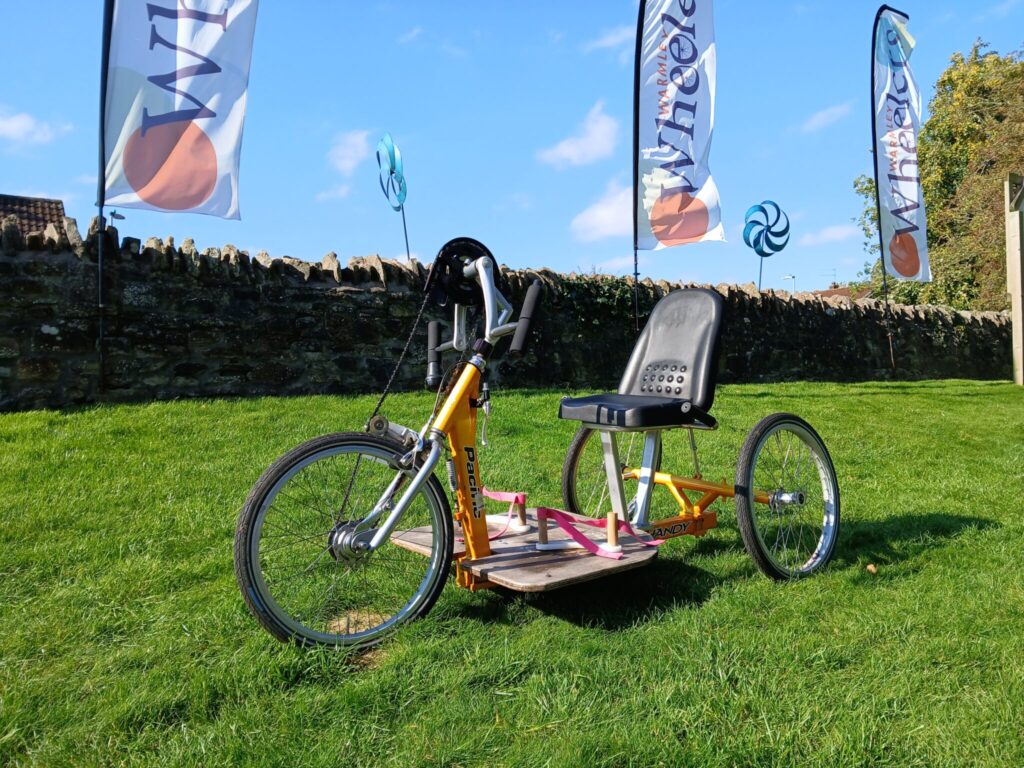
[782, 274, 797, 293]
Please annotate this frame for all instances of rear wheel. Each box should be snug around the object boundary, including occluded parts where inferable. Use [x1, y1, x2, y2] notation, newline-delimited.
[234, 433, 453, 649]
[735, 414, 840, 580]
[561, 426, 666, 520]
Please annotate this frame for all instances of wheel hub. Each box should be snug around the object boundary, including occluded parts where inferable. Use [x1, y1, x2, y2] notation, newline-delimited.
[770, 489, 806, 512]
[328, 522, 370, 562]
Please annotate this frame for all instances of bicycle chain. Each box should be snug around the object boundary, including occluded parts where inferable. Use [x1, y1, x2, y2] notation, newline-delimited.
[366, 287, 434, 425]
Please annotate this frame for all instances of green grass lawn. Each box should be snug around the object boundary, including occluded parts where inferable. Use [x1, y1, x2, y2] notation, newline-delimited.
[1, 381, 1023, 767]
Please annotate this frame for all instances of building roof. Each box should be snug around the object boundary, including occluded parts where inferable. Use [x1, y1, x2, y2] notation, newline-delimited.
[0, 194, 67, 233]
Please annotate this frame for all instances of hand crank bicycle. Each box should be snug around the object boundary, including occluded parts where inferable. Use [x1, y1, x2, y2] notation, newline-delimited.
[234, 238, 841, 649]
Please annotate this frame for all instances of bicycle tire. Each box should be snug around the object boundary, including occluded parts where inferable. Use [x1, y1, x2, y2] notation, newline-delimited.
[735, 413, 840, 580]
[234, 433, 453, 649]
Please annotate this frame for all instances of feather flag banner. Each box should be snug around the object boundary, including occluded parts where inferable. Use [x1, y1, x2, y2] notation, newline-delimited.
[871, 6, 931, 282]
[100, 0, 259, 219]
[634, 0, 724, 251]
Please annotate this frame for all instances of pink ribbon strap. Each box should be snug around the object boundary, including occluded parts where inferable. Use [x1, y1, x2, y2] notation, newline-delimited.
[458, 488, 664, 558]
[482, 488, 527, 506]
[536, 508, 664, 561]
[457, 487, 528, 542]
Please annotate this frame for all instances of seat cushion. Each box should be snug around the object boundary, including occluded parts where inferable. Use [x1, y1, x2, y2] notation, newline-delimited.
[559, 393, 717, 430]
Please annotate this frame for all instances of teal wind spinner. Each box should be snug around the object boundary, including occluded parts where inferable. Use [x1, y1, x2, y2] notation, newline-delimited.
[743, 201, 790, 289]
[377, 133, 408, 211]
[376, 132, 412, 262]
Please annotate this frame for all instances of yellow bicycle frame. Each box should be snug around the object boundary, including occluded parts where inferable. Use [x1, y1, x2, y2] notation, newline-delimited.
[428, 361, 495, 589]
[428, 359, 774, 590]
[621, 468, 771, 540]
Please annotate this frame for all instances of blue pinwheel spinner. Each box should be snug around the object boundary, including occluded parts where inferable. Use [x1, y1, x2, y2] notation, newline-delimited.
[376, 133, 408, 211]
[743, 201, 790, 258]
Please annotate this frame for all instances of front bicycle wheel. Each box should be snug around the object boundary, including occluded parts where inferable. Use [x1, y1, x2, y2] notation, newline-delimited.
[234, 433, 453, 649]
[735, 413, 840, 580]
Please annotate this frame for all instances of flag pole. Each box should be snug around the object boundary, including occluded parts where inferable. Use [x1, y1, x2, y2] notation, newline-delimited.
[870, 4, 903, 371]
[631, 0, 647, 332]
[96, 0, 115, 393]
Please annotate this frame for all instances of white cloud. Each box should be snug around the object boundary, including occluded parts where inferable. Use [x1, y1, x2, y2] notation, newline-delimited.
[492, 193, 534, 214]
[398, 27, 423, 44]
[538, 101, 619, 168]
[570, 180, 632, 242]
[0, 106, 72, 147]
[315, 185, 351, 203]
[440, 42, 468, 58]
[800, 102, 853, 133]
[986, 0, 1021, 17]
[595, 254, 648, 273]
[327, 130, 371, 176]
[798, 224, 860, 247]
[15, 189, 77, 204]
[509, 193, 533, 211]
[583, 26, 634, 52]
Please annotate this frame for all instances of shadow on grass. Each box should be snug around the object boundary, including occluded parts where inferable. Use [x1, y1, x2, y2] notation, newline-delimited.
[834, 512, 998, 567]
[455, 512, 997, 632]
[451, 557, 725, 632]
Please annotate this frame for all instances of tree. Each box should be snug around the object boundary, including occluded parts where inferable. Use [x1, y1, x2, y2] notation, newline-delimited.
[854, 42, 1024, 310]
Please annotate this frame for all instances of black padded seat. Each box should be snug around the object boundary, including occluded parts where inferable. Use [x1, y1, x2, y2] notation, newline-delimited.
[558, 393, 717, 429]
[560, 288, 724, 431]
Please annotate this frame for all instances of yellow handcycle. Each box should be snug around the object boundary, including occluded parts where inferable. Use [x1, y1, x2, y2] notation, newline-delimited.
[234, 238, 841, 648]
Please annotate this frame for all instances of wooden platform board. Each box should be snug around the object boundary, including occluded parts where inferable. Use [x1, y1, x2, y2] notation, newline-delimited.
[391, 508, 658, 592]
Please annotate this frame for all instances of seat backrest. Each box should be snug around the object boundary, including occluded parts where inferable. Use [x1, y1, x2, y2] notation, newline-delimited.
[618, 288, 724, 412]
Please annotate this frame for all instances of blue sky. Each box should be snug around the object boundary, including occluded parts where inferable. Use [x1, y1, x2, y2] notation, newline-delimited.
[3, 1, 1023, 291]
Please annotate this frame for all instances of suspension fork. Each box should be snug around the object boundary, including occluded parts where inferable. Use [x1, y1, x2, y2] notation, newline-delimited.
[364, 439, 444, 550]
[361, 357, 491, 559]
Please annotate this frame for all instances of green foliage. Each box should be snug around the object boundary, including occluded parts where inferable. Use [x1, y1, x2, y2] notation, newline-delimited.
[853, 173, 880, 260]
[2, 385, 1024, 766]
[855, 42, 1024, 310]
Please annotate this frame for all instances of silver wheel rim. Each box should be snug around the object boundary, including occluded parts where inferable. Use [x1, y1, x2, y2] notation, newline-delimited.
[249, 442, 447, 646]
[748, 422, 838, 577]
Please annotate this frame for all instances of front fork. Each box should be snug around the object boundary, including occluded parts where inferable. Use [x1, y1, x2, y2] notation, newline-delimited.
[355, 360, 492, 570]
[361, 438, 444, 551]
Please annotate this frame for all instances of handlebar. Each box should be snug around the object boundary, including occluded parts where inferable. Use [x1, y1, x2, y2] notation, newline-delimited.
[424, 239, 541, 385]
[509, 280, 541, 359]
[425, 321, 442, 389]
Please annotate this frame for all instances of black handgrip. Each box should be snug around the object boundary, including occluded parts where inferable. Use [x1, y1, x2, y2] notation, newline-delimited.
[426, 321, 442, 389]
[509, 280, 542, 359]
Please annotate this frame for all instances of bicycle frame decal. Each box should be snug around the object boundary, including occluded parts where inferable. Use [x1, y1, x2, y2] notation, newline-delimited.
[649, 514, 717, 539]
[464, 447, 485, 519]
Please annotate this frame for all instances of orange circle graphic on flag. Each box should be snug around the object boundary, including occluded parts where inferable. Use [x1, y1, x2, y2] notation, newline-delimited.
[889, 232, 920, 277]
[651, 190, 709, 246]
[124, 121, 217, 210]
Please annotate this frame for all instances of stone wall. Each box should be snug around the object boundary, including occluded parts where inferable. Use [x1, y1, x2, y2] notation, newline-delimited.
[0, 216, 1012, 412]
